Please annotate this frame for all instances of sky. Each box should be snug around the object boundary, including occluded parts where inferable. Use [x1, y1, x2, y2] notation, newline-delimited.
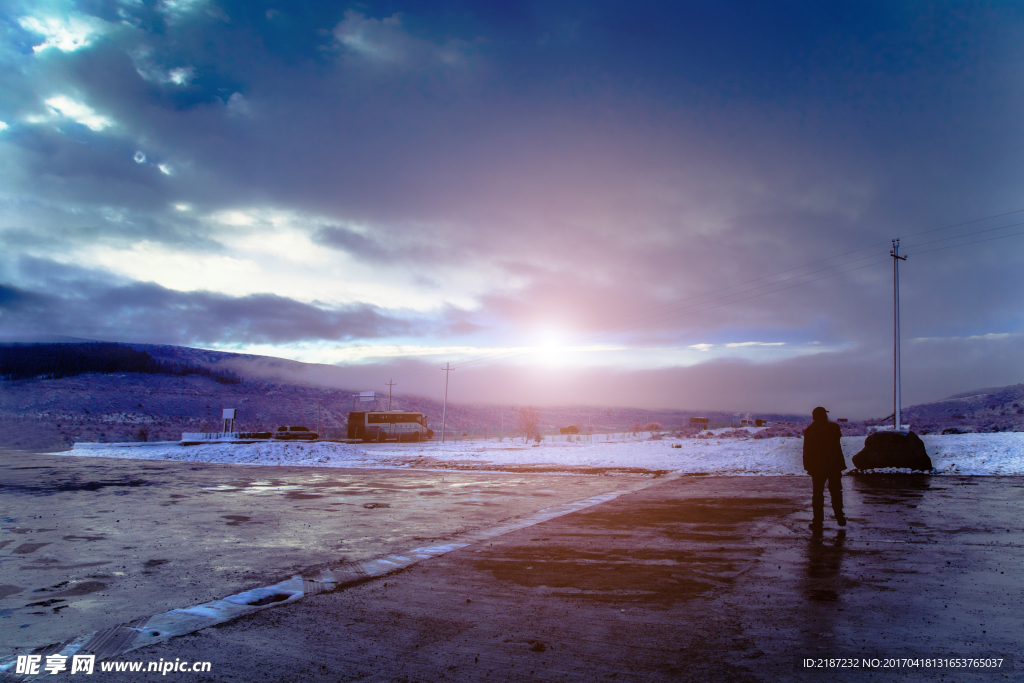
[2, 0, 1024, 417]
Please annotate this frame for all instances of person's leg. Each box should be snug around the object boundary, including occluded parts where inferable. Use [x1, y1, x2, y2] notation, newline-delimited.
[828, 472, 845, 524]
[811, 473, 826, 524]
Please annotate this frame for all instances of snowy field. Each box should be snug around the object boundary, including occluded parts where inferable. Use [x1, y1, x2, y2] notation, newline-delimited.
[64, 432, 1024, 475]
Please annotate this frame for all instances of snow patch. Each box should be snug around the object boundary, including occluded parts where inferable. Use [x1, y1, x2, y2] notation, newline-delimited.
[61, 433, 1024, 475]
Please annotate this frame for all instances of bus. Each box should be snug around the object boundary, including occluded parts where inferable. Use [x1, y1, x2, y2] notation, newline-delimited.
[347, 410, 433, 442]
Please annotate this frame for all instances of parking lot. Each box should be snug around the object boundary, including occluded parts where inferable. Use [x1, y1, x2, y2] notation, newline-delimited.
[2, 450, 1023, 681]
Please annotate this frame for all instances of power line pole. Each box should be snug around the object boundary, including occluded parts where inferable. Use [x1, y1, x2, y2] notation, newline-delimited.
[385, 379, 397, 410]
[441, 363, 452, 443]
[891, 238, 907, 432]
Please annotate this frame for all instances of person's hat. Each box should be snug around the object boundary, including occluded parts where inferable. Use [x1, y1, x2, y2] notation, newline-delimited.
[812, 406, 829, 421]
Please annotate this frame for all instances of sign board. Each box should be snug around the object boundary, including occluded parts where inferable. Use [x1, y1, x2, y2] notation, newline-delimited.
[222, 409, 236, 419]
[359, 391, 375, 403]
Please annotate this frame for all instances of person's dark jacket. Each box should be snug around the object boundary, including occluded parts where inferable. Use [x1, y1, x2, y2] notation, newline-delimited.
[802, 420, 847, 474]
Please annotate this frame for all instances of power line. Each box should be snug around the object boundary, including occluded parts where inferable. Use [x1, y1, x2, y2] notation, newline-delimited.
[601, 206, 1024, 331]
[903, 219, 1024, 250]
[909, 228, 1024, 256]
[900, 207, 1024, 240]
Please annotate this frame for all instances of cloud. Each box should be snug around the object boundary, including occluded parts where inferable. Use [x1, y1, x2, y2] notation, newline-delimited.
[0, 278, 414, 346]
[312, 223, 446, 264]
[313, 225, 388, 260]
[0, 282, 48, 310]
[332, 10, 475, 67]
[213, 342, 624, 367]
[225, 92, 251, 117]
[158, 0, 207, 20]
[2, 2, 1024, 413]
[167, 67, 195, 85]
[317, 332, 1024, 419]
[42, 96, 115, 131]
[333, 11, 407, 62]
[18, 13, 106, 53]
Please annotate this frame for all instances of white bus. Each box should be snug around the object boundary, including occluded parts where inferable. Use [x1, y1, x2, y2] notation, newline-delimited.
[347, 410, 433, 442]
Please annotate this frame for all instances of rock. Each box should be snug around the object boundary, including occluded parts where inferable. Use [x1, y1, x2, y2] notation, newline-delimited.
[851, 431, 932, 471]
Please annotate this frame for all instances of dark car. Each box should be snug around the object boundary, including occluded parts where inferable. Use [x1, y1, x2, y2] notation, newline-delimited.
[274, 425, 318, 441]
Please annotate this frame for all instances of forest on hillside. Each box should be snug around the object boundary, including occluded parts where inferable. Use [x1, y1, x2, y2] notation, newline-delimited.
[0, 343, 240, 385]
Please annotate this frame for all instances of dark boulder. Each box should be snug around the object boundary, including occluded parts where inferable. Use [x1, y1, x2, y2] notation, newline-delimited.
[851, 431, 933, 471]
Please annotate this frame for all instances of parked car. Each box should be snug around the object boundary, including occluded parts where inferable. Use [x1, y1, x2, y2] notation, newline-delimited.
[274, 425, 318, 441]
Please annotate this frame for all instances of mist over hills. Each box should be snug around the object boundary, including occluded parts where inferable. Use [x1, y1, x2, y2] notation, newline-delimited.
[0, 341, 803, 450]
[1, 341, 1020, 451]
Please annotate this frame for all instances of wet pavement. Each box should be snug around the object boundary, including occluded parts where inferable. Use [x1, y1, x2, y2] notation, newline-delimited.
[3, 451, 1024, 682]
[0, 450, 648, 652]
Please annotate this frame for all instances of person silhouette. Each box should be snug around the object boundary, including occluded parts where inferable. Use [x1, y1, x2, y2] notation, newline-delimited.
[803, 406, 847, 529]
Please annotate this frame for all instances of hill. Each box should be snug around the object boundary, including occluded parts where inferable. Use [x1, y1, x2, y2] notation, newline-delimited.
[0, 342, 804, 451]
[899, 384, 1024, 434]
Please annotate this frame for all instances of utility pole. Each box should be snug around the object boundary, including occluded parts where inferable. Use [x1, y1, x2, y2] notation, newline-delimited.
[385, 379, 397, 410]
[891, 239, 907, 432]
[500, 407, 504, 442]
[441, 363, 452, 443]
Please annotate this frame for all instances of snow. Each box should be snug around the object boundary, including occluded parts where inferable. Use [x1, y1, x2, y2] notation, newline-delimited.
[60, 432, 1024, 476]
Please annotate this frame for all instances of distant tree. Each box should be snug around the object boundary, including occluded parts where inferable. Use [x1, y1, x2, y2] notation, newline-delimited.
[644, 421, 662, 431]
[519, 406, 542, 442]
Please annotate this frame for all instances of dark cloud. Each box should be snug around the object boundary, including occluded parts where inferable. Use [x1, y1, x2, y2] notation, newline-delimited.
[0, 276, 414, 346]
[0, 283, 49, 311]
[313, 225, 396, 261]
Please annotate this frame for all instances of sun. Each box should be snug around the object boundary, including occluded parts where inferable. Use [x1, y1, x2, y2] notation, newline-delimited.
[533, 328, 569, 365]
